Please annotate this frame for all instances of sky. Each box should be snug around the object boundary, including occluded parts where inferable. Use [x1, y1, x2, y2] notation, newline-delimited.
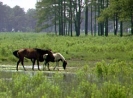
[0, 0, 37, 12]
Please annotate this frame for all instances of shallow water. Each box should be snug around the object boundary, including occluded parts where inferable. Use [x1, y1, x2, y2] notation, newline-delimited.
[0, 65, 76, 81]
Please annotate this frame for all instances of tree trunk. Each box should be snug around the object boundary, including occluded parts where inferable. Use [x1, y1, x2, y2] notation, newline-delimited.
[85, 3, 88, 36]
[105, 0, 108, 36]
[131, 13, 133, 35]
[94, 0, 97, 36]
[54, 3, 57, 35]
[105, 18, 108, 36]
[91, 1, 93, 35]
[69, 0, 73, 36]
[63, 0, 66, 35]
[74, 0, 82, 36]
[120, 21, 123, 37]
[59, 0, 63, 35]
[114, 14, 118, 35]
[98, 0, 101, 36]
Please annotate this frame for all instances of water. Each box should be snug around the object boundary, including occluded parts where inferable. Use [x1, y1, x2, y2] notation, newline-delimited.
[0, 65, 76, 81]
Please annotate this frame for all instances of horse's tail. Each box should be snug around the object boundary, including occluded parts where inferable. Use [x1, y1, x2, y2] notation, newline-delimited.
[13, 50, 19, 58]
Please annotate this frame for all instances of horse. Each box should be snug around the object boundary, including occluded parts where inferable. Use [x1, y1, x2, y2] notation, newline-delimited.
[13, 48, 55, 71]
[43, 53, 67, 71]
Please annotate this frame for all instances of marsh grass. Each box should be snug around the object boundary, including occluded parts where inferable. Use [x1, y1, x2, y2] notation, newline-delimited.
[0, 32, 133, 64]
[0, 33, 133, 97]
[0, 60, 133, 98]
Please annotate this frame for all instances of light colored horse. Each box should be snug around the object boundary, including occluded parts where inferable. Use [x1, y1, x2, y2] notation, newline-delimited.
[43, 53, 67, 71]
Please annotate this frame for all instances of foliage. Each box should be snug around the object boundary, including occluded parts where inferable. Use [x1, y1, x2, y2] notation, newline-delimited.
[0, 60, 133, 97]
[98, 0, 133, 22]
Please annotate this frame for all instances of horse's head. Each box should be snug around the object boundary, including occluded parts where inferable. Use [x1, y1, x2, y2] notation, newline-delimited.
[63, 60, 67, 70]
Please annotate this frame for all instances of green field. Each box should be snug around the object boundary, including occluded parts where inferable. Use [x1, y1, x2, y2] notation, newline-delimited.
[0, 32, 133, 98]
[0, 32, 133, 64]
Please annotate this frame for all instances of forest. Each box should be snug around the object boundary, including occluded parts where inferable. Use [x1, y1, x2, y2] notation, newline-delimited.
[0, 0, 133, 37]
[0, 2, 36, 32]
[36, 0, 133, 36]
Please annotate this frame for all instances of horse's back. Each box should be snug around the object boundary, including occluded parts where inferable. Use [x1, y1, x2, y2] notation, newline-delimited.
[53, 53, 65, 61]
[34, 48, 47, 55]
[17, 48, 38, 59]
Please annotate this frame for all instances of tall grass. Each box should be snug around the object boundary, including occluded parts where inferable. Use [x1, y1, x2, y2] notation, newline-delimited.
[0, 32, 133, 64]
[0, 60, 133, 98]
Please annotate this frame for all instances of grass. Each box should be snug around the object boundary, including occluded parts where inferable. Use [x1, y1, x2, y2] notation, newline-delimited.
[0, 32, 133, 64]
[0, 32, 133, 97]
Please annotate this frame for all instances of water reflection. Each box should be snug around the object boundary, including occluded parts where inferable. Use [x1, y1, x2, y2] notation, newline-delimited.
[0, 65, 75, 82]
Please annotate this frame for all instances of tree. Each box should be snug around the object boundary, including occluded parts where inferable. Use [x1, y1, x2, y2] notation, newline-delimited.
[36, 0, 84, 36]
[85, 0, 89, 35]
[0, 1, 37, 32]
[26, 9, 36, 32]
[73, 0, 83, 36]
[68, 0, 73, 36]
[12, 6, 26, 32]
[0, 2, 12, 31]
[36, 0, 55, 32]
[98, 0, 133, 36]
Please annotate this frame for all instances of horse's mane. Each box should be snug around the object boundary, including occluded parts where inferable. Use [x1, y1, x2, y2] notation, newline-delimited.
[34, 48, 51, 54]
[54, 53, 65, 61]
[34, 48, 44, 52]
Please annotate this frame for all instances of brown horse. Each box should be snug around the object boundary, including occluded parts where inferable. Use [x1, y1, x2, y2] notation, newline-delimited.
[13, 48, 55, 71]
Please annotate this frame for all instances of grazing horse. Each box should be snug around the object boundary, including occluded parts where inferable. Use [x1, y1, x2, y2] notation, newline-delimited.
[13, 48, 54, 71]
[43, 53, 67, 71]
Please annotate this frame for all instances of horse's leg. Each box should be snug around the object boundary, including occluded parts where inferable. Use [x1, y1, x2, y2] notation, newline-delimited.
[47, 63, 50, 71]
[57, 61, 59, 70]
[43, 61, 47, 71]
[20, 58, 26, 71]
[16, 59, 21, 71]
[45, 61, 50, 71]
[32, 59, 35, 70]
[37, 59, 40, 71]
[53, 62, 59, 70]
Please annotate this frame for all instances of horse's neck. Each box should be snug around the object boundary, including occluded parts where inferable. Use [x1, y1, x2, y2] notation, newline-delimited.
[35, 48, 52, 56]
[45, 50, 53, 56]
[54, 53, 65, 62]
